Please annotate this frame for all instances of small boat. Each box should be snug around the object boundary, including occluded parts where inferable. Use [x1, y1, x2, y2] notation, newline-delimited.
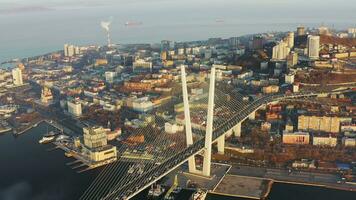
[39, 135, 55, 144]
[190, 189, 207, 200]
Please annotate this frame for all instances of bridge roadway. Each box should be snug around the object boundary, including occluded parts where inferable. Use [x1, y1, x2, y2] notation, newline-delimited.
[83, 91, 345, 200]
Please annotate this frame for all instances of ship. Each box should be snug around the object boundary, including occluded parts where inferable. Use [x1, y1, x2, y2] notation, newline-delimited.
[190, 189, 207, 200]
[39, 135, 55, 144]
[56, 134, 70, 141]
[125, 21, 142, 26]
[148, 184, 165, 199]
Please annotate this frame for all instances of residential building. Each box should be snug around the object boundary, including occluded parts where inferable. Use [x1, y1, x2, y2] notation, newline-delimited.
[286, 32, 294, 49]
[12, 68, 23, 86]
[297, 26, 305, 36]
[307, 35, 320, 60]
[313, 134, 337, 147]
[67, 100, 82, 117]
[283, 131, 310, 145]
[342, 137, 356, 147]
[272, 41, 290, 60]
[133, 59, 152, 72]
[298, 115, 340, 133]
[285, 73, 295, 84]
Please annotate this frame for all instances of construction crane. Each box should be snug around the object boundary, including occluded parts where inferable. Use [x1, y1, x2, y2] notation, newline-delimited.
[164, 175, 179, 199]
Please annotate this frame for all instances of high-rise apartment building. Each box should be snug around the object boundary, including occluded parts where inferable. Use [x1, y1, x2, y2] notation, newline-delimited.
[287, 32, 294, 49]
[12, 68, 23, 86]
[297, 26, 305, 36]
[272, 41, 290, 60]
[67, 100, 82, 117]
[64, 44, 80, 57]
[307, 35, 320, 60]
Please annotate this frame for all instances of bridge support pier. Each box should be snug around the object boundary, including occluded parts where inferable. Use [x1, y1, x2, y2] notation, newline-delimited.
[233, 122, 241, 137]
[217, 135, 225, 154]
[202, 67, 215, 177]
[181, 65, 196, 174]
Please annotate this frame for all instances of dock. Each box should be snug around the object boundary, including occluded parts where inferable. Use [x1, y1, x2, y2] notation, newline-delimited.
[53, 140, 117, 173]
[212, 175, 272, 199]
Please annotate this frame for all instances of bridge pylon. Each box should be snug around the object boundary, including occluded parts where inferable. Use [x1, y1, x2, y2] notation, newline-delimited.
[181, 65, 196, 173]
[202, 66, 216, 177]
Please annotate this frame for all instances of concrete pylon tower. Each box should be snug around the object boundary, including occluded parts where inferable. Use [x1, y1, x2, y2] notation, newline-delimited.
[202, 66, 216, 177]
[180, 65, 196, 173]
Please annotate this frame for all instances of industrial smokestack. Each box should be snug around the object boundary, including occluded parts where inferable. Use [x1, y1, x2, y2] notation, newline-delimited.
[101, 20, 112, 47]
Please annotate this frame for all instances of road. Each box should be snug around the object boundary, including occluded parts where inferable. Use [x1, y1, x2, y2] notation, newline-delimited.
[228, 164, 356, 191]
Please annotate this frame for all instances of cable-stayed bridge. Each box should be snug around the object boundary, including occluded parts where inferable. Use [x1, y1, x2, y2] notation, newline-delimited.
[80, 66, 351, 200]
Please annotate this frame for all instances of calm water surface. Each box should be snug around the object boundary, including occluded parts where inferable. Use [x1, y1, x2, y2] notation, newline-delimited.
[0, 122, 355, 200]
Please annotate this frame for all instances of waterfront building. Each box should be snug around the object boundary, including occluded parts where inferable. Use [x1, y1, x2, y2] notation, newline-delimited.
[67, 100, 82, 117]
[12, 68, 23, 86]
[82, 126, 117, 162]
[307, 35, 320, 60]
[283, 131, 310, 145]
[297, 26, 305, 36]
[298, 115, 340, 133]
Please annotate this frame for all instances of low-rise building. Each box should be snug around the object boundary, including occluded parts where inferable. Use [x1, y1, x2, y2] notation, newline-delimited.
[283, 131, 310, 145]
[262, 85, 279, 94]
[165, 122, 184, 134]
[342, 137, 356, 147]
[298, 115, 340, 133]
[312, 134, 337, 147]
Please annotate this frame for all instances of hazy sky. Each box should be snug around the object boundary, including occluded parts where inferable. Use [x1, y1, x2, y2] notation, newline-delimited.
[1, 0, 355, 23]
[0, 0, 355, 62]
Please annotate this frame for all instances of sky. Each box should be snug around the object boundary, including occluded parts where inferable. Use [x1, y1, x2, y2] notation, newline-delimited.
[1, 0, 355, 23]
[0, 0, 355, 62]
